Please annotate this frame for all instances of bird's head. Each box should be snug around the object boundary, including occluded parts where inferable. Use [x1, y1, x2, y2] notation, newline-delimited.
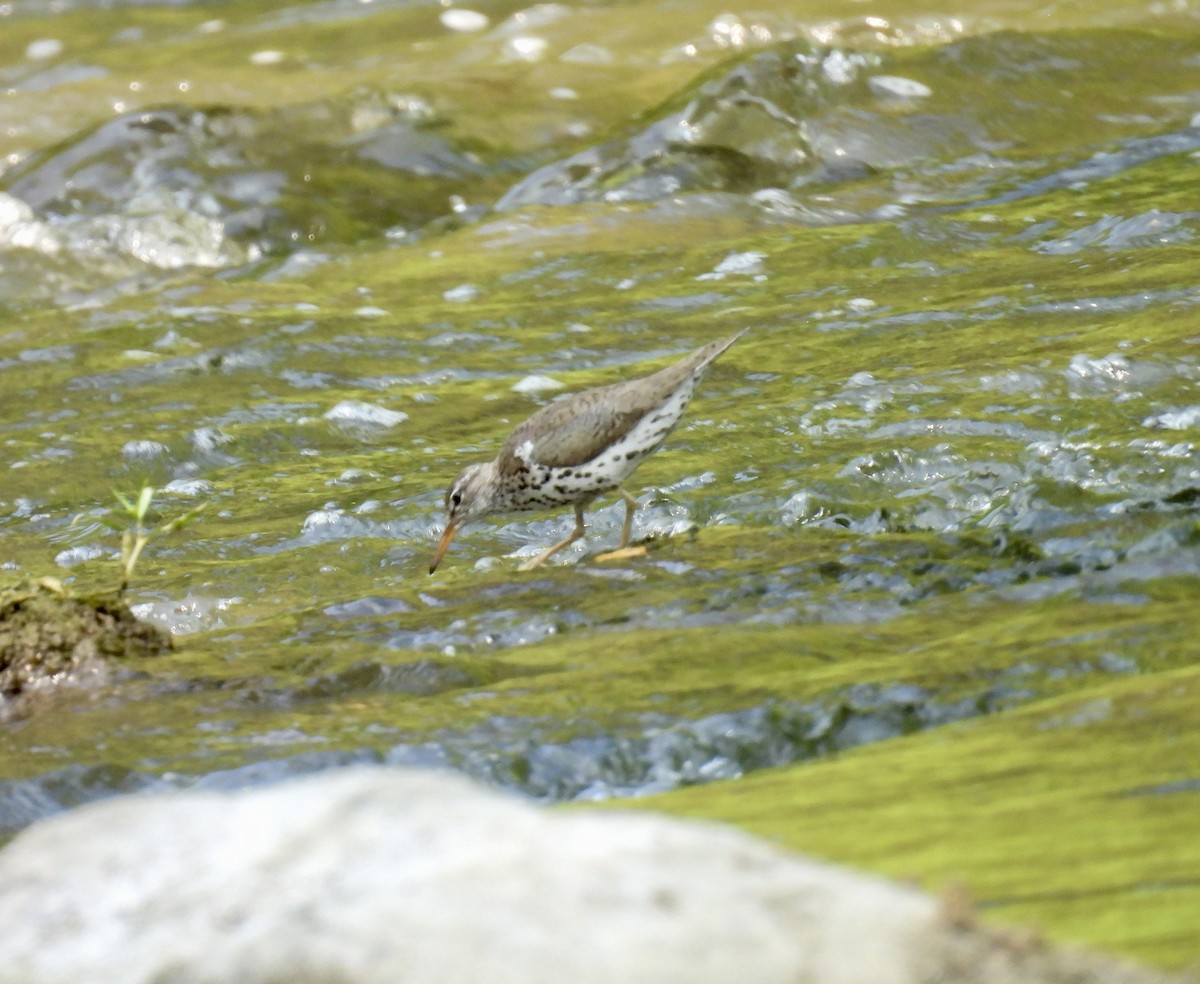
[428, 461, 499, 573]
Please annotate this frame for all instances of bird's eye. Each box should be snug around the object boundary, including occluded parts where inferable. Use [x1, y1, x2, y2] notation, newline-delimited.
[450, 490, 462, 507]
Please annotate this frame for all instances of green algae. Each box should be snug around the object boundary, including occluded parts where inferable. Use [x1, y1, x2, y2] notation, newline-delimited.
[634, 664, 1200, 969]
[3, 556, 1192, 771]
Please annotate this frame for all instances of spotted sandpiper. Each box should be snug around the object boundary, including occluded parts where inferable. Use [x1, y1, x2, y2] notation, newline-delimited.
[429, 328, 746, 573]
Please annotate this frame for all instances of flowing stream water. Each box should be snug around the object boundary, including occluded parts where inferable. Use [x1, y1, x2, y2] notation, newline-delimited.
[0, 0, 1197, 966]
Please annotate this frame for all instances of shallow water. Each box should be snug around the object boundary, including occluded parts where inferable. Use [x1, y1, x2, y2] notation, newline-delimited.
[1, 0, 1198, 966]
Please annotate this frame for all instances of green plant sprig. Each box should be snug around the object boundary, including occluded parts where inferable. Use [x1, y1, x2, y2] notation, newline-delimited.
[100, 486, 207, 597]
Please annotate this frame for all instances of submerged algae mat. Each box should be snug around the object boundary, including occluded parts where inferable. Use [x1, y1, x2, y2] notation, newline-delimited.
[642, 663, 1200, 970]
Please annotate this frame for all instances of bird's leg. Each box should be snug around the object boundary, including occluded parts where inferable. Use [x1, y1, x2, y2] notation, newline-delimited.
[617, 486, 638, 549]
[518, 504, 586, 571]
[594, 487, 648, 564]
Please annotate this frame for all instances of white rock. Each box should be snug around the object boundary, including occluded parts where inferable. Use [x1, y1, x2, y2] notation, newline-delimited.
[0, 769, 1168, 984]
[0, 768, 936, 984]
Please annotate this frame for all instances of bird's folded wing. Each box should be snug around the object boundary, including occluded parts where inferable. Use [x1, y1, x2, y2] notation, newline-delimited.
[517, 402, 648, 469]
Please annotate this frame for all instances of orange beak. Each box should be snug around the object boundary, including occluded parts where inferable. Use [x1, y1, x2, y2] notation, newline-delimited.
[428, 518, 460, 574]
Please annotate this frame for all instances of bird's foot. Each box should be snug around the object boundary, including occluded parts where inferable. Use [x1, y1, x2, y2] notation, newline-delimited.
[592, 545, 649, 564]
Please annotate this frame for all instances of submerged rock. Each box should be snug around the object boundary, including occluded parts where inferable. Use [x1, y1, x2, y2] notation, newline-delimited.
[0, 768, 1178, 984]
[0, 579, 170, 717]
[0, 94, 493, 298]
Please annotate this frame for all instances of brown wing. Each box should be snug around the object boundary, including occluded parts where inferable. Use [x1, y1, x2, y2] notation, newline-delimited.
[498, 380, 656, 469]
[497, 329, 747, 471]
